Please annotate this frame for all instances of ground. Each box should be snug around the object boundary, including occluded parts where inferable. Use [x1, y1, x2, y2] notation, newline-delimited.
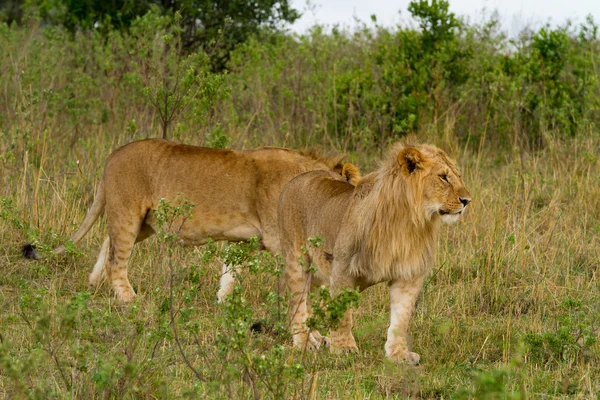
[1, 132, 599, 398]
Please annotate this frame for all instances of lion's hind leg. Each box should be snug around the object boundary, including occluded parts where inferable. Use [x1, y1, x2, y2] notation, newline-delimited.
[328, 263, 359, 354]
[284, 249, 323, 350]
[303, 248, 334, 347]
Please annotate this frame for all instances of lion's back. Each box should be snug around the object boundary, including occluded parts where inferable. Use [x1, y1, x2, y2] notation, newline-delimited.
[278, 170, 354, 252]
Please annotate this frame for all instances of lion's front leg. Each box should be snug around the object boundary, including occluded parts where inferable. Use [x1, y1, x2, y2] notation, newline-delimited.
[329, 307, 357, 353]
[384, 276, 425, 365]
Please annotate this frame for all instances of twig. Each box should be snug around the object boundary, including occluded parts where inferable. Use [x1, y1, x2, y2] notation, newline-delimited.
[38, 171, 77, 182]
[17, 310, 72, 392]
[168, 259, 204, 381]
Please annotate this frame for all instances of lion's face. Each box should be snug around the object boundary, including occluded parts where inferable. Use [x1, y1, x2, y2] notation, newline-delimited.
[397, 146, 471, 224]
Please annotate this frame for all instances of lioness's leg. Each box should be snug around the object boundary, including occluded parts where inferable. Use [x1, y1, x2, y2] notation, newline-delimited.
[88, 224, 154, 289]
[217, 263, 236, 303]
[329, 268, 358, 354]
[135, 223, 155, 243]
[105, 213, 144, 302]
[218, 231, 275, 303]
[384, 276, 425, 365]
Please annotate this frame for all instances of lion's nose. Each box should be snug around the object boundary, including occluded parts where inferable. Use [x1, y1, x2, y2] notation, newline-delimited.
[460, 197, 471, 207]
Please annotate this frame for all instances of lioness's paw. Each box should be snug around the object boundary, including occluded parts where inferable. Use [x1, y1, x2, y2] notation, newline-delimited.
[217, 268, 236, 303]
[116, 288, 136, 303]
[216, 288, 230, 303]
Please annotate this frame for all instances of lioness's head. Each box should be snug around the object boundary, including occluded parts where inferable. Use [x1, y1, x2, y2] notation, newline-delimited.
[396, 144, 471, 224]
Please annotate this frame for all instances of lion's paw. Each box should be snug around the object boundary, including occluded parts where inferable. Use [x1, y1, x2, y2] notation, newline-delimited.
[386, 345, 420, 365]
[293, 332, 323, 351]
[329, 336, 358, 354]
[312, 330, 330, 347]
[216, 287, 230, 303]
[405, 351, 420, 365]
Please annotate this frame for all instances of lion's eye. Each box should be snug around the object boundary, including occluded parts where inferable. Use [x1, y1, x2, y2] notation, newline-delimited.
[440, 174, 449, 183]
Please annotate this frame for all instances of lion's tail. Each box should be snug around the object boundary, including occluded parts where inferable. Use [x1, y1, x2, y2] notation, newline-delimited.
[22, 177, 106, 260]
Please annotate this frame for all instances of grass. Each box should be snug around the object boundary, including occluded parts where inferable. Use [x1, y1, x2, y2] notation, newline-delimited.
[1, 9, 600, 397]
[1, 126, 599, 398]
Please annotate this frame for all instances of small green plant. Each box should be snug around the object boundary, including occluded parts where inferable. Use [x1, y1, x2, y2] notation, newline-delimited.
[154, 196, 195, 242]
[0, 197, 25, 230]
[455, 349, 525, 399]
[523, 297, 598, 366]
[455, 367, 521, 399]
[307, 286, 361, 332]
[205, 124, 231, 149]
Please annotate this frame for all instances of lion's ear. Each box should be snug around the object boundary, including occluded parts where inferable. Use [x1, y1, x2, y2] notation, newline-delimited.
[341, 163, 361, 185]
[397, 147, 425, 175]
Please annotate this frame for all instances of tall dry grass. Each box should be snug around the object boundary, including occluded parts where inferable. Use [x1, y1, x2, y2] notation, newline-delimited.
[1, 15, 599, 398]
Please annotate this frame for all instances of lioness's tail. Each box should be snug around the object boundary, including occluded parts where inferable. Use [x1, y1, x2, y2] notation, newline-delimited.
[22, 178, 106, 260]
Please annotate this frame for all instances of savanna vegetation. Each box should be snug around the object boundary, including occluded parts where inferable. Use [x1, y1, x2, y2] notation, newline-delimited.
[1, 0, 599, 397]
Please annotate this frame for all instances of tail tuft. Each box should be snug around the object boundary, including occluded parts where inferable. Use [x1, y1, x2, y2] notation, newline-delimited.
[21, 244, 41, 260]
[250, 321, 265, 333]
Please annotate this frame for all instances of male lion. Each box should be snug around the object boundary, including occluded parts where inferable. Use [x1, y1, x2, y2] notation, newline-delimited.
[278, 141, 471, 364]
[24, 139, 359, 302]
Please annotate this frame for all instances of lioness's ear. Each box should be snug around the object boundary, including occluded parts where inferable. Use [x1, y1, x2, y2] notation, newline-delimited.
[341, 163, 361, 185]
[397, 147, 425, 175]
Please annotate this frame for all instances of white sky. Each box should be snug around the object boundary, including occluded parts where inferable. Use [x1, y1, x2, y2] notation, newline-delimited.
[291, 0, 600, 35]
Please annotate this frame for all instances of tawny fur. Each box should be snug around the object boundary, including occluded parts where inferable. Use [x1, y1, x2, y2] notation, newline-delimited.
[278, 140, 471, 363]
[28, 139, 358, 302]
[341, 163, 361, 185]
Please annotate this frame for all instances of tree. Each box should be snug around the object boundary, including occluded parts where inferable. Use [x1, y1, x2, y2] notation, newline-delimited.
[2, 0, 300, 71]
[169, 0, 300, 71]
[408, 0, 460, 52]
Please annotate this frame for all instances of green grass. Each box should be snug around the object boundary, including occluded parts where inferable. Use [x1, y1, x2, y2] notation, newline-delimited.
[1, 130, 599, 398]
[1, 10, 600, 398]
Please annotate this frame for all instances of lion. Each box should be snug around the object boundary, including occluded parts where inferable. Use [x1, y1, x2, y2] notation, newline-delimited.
[23, 139, 359, 302]
[278, 140, 471, 364]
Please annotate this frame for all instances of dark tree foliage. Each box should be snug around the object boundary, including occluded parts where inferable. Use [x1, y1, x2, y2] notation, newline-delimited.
[60, 0, 152, 30]
[0, 0, 300, 71]
[171, 0, 300, 71]
[0, 0, 23, 23]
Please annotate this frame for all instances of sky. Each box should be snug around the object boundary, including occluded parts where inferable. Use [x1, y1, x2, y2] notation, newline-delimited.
[290, 0, 600, 35]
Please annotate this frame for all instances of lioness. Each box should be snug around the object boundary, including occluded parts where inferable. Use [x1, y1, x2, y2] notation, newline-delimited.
[278, 141, 471, 364]
[24, 139, 358, 302]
